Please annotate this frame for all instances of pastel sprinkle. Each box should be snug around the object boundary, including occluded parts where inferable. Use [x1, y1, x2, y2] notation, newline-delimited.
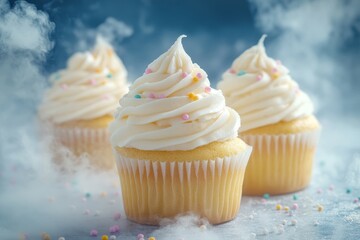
[149, 93, 156, 99]
[292, 203, 299, 210]
[346, 188, 352, 194]
[284, 206, 290, 212]
[96, 68, 102, 73]
[137, 234, 145, 239]
[317, 205, 324, 212]
[316, 188, 323, 194]
[293, 194, 298, 200]
[263, 193, 270, 199]
[291, 219, 297, 226]
[102, 235, 109, 240]
[148, 237, 156, 240]
[276, 204, 282, 210]
[329, 185, 334, 191]
[89, 79, 97, 85]
[353, 198, 359, 203]
[196, 73, 202, 78]
[181, 113, 190, 121]
[276, 60, 282, 65]
[237, 70, 246, 76]
[134, 94, 141, 99]
[199, 224, 207, 230]
[187, 92, 199, 101]
[192, 77, 199, 83]
[41, 233, 51, 240]
[314, 221, 319, 226]
[61, 84, 68, 90]
[204, 86, 211, 93]
[272, 67, 278, 73]
[181, 72, 188, 78]
[85, 192, 91, 198]
[272, 72, 280, 79]
[256, 74, 263, 81]
[109, 236, 117, 240]
[90, 230, 98, 237]
[58, 237, 65, 240]
[107, 73, 112, 78]
[109, 225, 120, 233]
[157, 94, 166, 99]
[145, 68, 152, 74]
[229, 69, 236, 74]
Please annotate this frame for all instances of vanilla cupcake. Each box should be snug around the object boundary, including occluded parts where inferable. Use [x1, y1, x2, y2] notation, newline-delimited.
[109, 35, 252, 225]
[218, 35, 320, 195]
[39, 37, 128, 170]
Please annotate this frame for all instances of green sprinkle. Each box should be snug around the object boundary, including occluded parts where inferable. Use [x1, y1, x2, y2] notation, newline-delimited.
[346, 188, 352, 194]
[263, 193, 270, 200]
[237, 70, 246, 76]
[107, 73, 112, 78]
[134, 94, 141, 99]
[85, 192, 91, 198]
[293, 194, 298, 200]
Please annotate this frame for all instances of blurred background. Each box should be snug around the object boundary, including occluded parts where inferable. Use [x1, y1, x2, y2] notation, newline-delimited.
[1, 0, 360, 239]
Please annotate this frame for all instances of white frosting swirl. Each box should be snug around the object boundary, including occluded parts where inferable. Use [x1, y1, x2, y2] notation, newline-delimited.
[39, 37, 128, 123]
[218, 35, 314, 132]
[110, 35, 240, 151]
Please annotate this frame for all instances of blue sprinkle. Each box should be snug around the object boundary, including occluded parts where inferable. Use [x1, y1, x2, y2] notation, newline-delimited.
[293, 194, 298, 200]
[134, 94, 141, 99]
[237, 70, 246, 76]
[346, 188, 352, 194]
[85, 192, 91, 198]
[107, 73, 112, 78]
[263, 193, 270, 200]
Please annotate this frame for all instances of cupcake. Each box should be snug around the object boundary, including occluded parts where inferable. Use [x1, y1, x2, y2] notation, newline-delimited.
[218, 35, 320, 195]
[109, 35, 252, 225]
[39, 37, 128, 170]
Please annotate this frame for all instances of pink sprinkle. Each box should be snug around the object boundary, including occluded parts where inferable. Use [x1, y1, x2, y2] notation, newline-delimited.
[61, 84, 68, 90]
[272, 67, 278, 73]
[292, 203, 299, 210]
[157, 94, 166, 99]
[113, 212, 121, 220]
[90, 229, 98, 237]
[261, 199, 267, 204]
[204, 86, 211, 93]
[89, 79, 97, 85]
[256, 74, 263, 81]
[109, 225, 120, 233]
[181, 113, 190, 121]
[196, 73, 202, 78]
[181, 72, 188, 78]
[145, 68, 152, 74]
[137, 234, 145, 239]
[148, 93, 156, 99]
[317, 188, 323, 194]
[329, 185, 334, 191]
[353, 198, 359, 203]
[229, 69, 236, 74]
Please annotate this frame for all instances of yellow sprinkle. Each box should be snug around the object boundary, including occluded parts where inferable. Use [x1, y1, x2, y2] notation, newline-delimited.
[272, 72, 280, 79]
[101, 235, 109, 240]
[284, 206, 290, 212]
[187, 92, 199, 101]
[148, 237, 156, 240]
[41, 233, 51, 240]
[276, 204, 282, 210]
[192, 77, 199, 83]
[96, 68, 102, 73]
[122, 115, 128, 120]
[317, 205, 324, 212]
[107, 49, 113, 56]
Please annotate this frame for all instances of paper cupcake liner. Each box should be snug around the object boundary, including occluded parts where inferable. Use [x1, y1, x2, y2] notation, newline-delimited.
[114, 146, 252, 225]
[242, 130, 320, 195]
[43, 122, 115, 170]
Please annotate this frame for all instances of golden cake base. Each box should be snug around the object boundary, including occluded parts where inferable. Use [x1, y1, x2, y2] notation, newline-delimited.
[241, 116, 320, 195]
[114, 138, 252, 225]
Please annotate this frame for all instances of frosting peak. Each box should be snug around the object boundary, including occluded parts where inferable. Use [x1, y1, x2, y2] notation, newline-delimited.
[39, 37, 128, 124]
[110, 36, 240, 151]
[218, 35, 314, 132]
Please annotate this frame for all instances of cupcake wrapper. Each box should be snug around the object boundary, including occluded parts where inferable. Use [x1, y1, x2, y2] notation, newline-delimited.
[43, 123, 115, 170]
[242, 130, 320, 195]
[114, 146, 252, 225]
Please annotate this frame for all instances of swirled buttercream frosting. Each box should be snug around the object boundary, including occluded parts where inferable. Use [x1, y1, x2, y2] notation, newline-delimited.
[109, 35, 240, 151]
